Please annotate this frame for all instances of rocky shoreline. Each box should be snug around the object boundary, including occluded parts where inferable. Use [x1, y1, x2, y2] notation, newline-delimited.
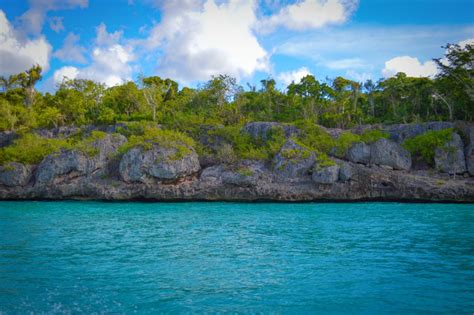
[1, 121, 473, 202]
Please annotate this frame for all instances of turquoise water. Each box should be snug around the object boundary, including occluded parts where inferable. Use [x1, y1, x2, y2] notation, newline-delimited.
[0, 202, 473, 313]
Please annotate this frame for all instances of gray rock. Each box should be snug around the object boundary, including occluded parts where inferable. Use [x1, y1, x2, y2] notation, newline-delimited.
[434, 133, 467, 174]
[35, 134, 127, 185]
[386, 121, 454, 143]
[370, 138, 411, 170]
[119, 145, 200, 183]
[338, 163, 353, 182]
[242, 122, 298, 141]
[0, 162, 31, 187]
[273, 140, 315, 177]
[463, 127, 474, 176]
[0, 131, 18, 148]
[36, 150, 94, 185]
[92, 133, 127, 163]
[201, 161, 267, 187]
[346, 142, 371, 164]
[312, 165, 340, 184]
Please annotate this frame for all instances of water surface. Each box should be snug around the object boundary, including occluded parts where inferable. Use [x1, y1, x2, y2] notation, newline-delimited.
[0, 201, 473, 313]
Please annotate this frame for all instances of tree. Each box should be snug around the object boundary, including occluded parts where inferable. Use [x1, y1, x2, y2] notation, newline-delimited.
[141, 76, 179, 121]
[16, 65, 42, 107]
[434, 43, 474, 120]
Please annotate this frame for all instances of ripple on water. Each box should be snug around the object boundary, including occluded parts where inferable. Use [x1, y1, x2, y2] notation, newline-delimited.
[0, 201, 473, 313]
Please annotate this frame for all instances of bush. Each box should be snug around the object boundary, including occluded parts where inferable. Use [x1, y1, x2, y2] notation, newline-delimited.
[0, 134, 72, 165]
[402, 128, 453, 165]
[118, 126, 196, 156]
[359, 129, 390, 143]
[207, 124, 286, 161]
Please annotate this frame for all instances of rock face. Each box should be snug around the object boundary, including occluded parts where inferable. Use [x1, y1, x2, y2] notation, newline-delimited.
[0, 163, 31, 187]
[273, 140, 315, 178]
[36, 150, 94, 185]
[35, 134, 127, 185]
[386, 121, 454, 143]
[434, 133, 467, 174]
[0, 122, 474, 202]
[0, 131, 18, 148]
[338, 163, 353, 182]
[242, 122, 298, 141]
[346, 142, 371, 164]
[464, 127, 474, 176]
[119, 145, 200, 183]
[312, 165, 339, 184]
[370, 139, 412, 170]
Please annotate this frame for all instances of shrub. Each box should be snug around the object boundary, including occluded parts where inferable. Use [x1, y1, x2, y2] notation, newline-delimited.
[402, 128, 453, 165]
[118, 126, 196, 156]
[359, 129, 390, 144]
[74, 131, 107, 156]
[0, 134, 72, 165]
[208, 124, 286, 161]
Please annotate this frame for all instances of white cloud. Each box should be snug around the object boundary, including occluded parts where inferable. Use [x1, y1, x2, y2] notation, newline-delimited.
[258, 0, 358, 33]
[53, 32, 87, 63]
[278, 67, 312, 86]
[275, 25, 474, 79]
[54, 23, 134, 87]
[18, 0, 88, 35]
[382, 56, 438, 78]
[0, 10, 52, 76]
[49, 16, 64, 33]
[458, 38, 474, 48]
[53, 66, 79, 84]
[143, 0, 269, 83]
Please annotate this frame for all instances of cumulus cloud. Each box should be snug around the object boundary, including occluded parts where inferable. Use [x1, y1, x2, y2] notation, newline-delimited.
[257, 0, 358, 33]
[143, 0, 269, 83]
[278, 67, 312, 86]
[18, 0, 87, 35]
[53, 32, 87, 63]
[53, 23, 134, 87]
[382, 56, 438, 78]
[381, 37, 474, 78]
[53, 66, 79, 84]
[457, 38, 474, 48]
[0, 10, 52, 76]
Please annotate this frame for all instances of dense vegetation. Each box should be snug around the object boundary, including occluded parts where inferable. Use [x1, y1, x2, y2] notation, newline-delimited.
[0, 43, 472, 166]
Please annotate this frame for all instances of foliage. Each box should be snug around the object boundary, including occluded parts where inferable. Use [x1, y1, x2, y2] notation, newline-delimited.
[118, 126, 196, 156]
[402, 128, 453, 165]
[0, 134, 72, 165]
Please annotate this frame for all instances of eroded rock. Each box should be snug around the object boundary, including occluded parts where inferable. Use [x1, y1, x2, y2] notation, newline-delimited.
[0, 162, 32, 187]
[119, 145, 200, 183]
[312, 165, 339, 184]
[339, 163, 353, 182]
[370, 138, 411, 170]
[242, 122, 298, 141]
[434, 132, 466, 174]
[273, 140, 315, 178]
[346, 142, 371, 164]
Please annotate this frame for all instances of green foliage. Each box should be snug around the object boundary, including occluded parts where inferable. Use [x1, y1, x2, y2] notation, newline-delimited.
[0, 134, 72, 165]
[74, 131, 107, 156]
[359, 129, 390, 143]
[208, 125, 286, 161]
[294, 120, 335, 154]
[118, 126, 195, 156]
[402, 128, 454, 165]
[236, 167, 254, 177]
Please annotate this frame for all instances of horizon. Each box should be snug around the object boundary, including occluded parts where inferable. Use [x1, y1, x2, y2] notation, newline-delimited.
[1, 0, 473, 92]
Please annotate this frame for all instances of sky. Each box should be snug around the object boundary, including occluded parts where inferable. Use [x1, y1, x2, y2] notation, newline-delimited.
[0, 0, 473, 92]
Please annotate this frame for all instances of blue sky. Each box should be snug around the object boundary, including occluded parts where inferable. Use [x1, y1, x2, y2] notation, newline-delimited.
[0, 0, 473, 91]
